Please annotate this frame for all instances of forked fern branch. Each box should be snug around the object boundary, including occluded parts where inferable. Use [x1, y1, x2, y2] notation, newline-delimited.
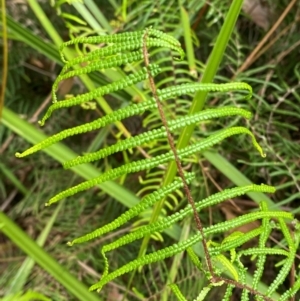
[16, 28, 299, 301]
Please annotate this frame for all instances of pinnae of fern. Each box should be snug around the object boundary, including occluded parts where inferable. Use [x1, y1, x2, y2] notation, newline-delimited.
[15, 28, 299, 301]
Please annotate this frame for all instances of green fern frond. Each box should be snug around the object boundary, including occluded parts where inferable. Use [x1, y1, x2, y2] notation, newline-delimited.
[209, 227, 263, 256]
[186, 247, 204, 272]
[60, 37, 183, 74]
[169, 283, 188, 301]
[44, 127, 265, 205]
[64, 107, 252, 168]
[252, 201, 272, 290]
[265, 218, 299, 297]
[46, 65, 161, 124]
[97, 188, 277, 258]
[156, 82, 252, 100]
[16, 82, 252, 157]
[238, 248, 290, 260]
[15, 100, 157, 158]
[59, 28, 184, 64]
[15, 27, 299, 301]
[278, 275, 300, 301]
[221, 285, 234, 301]
[68, 183, 274, 247]
[90, 208, 293, 292]
[53, 50, 144, 95]
[67, 172, 195, 246]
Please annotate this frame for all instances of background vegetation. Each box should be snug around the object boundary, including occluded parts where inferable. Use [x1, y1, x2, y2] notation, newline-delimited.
[0, 0, 299, 300]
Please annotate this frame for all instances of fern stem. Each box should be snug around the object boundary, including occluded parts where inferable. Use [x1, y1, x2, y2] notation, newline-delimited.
[144, 0, 245, 262]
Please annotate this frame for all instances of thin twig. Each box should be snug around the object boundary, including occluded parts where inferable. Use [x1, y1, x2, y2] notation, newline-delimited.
[0, 189, 18, 211]
[235, 0, 298, 77]
[142, 28, 215, 279]
[0, 134, 14, 154]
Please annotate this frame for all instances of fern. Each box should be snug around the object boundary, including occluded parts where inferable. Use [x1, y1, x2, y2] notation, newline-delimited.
[16, 28, 299, 301]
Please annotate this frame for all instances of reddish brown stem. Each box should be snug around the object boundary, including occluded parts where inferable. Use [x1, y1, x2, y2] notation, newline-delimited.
[141, 29, 274, 301]
[142, 29, 215, 280]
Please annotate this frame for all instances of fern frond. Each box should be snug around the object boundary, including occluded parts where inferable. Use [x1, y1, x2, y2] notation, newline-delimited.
[266, 254, 296, 298]
[209, 227, 263, 256]
[67, 172, 195, 246]
[60, 37, 184, 74]
[52, 51, 144, 101]
[44, 127, 265, 205]
[15, 27, 299, 301]
[98, 188, 276, 258]
[186, 247, 204, 272]
[194, 285, 215, 301]
[59, 28, 184, 64]
[69, 184, 274, 246]
[16, 79, 253, 158]
[16, 81, 251, 157]
[64, 107, 252, 168]
[156, 82, 252, 100]
[15, 100, 157, 158]
[265, 218, 298, 297]
[221, 285, 234, 301]
[278, 274, 300, 301]
[278, 218, 295, 250]
[90, 209, 293, 292]
[252, 202, 272, 290]
[238, 248, 290, 259]
[45, 65, 160, 124]
[169, 283, 188, 301]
